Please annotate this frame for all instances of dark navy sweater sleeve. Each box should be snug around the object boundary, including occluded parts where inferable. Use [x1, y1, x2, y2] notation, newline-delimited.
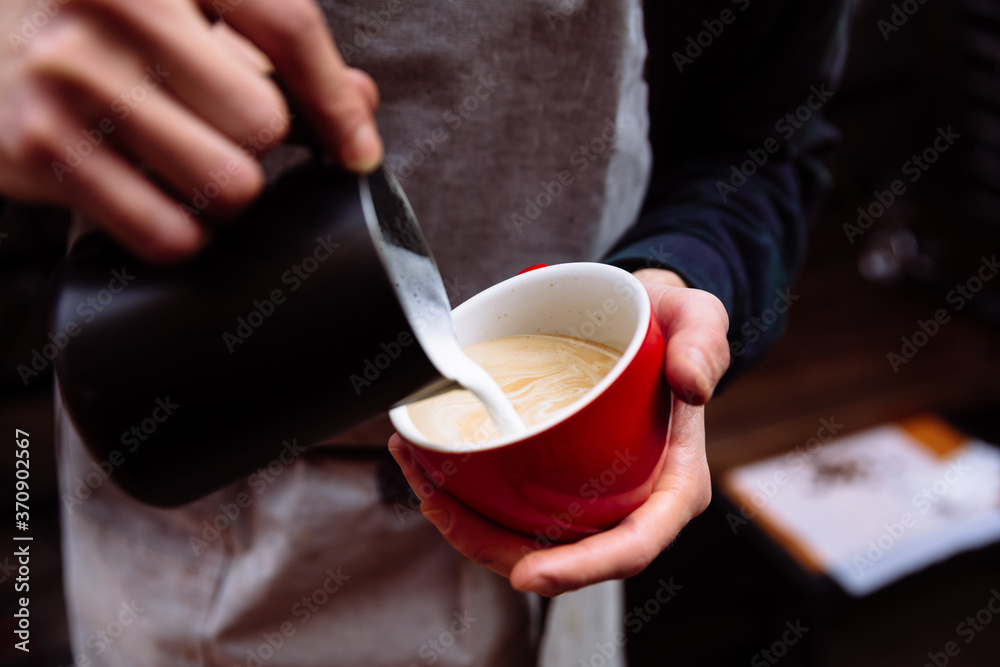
[605, 0, 851, 386]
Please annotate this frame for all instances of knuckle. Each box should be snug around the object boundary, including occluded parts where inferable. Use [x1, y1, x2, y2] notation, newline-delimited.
[22, 16, 93, 72]
[2, 105, 65, 168]
[532, 572, 565, 595]
[265, 1, 325, 44]
[345, 68, 380, 109]
[677, 383, 702, 404]
[690, 287, 727, 316]
[209, 159, 264, 212]
[140, 222, 201, 263]
[618, 525, 656, 577]
[464, 540, 494, 567]
[241, 95, 291, 150]
[713, 338, 732, 372]
[619, 561, 646, 580]
[616, 551, 652, 580]
[717, 305, 730, 331]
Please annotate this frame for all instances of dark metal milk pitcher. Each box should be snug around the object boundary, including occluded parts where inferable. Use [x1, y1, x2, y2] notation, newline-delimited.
[51, 155, 460, 507]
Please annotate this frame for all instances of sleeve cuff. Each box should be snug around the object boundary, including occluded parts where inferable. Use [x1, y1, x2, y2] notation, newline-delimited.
[602, 232, 736, 321]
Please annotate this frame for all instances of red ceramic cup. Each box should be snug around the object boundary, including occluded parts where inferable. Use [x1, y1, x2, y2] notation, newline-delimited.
[389, 262, 671, 542]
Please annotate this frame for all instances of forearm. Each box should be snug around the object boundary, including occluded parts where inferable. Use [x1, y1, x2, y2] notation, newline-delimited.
[605, 141, 832, 383]
[605, 0, 850, 386]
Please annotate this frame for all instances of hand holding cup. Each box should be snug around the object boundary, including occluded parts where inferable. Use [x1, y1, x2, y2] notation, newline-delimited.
[390, 264, 730, 595]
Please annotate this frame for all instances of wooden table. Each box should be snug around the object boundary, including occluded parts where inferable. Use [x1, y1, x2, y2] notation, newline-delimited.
[628, 206, 1000, 667]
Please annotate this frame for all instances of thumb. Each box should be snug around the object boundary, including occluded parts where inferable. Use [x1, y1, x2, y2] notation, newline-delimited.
[643, 283, 730, 405]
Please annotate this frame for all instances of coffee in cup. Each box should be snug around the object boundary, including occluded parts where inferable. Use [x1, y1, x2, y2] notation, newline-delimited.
[389, 262, 671, 540]
[406, 334, 622, 446]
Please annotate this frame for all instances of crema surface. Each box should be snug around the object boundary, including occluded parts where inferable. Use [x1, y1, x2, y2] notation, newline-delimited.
[407, 334, 622, 446]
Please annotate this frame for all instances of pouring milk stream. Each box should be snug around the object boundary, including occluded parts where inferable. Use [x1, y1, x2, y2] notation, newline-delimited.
[360, 174, 526, 438]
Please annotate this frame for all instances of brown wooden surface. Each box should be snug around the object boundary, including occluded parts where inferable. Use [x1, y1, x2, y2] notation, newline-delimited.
[705, 209, 1000, 475]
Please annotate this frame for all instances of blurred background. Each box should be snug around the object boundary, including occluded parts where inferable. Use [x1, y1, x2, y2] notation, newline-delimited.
[1, 0, 998, 665]
[626, 0, 1000, 665]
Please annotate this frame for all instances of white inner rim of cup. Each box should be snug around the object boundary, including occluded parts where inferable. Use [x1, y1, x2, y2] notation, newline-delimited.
[389, 263, 651, 453]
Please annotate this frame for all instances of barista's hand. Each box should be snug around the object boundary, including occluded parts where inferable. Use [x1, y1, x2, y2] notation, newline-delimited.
[389, 268, 730, 596]
[0, 0, 381, 263]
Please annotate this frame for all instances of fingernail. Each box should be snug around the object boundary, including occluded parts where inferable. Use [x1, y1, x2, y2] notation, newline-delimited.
[522, 573, 560, 597]
[686, 348, 714, 402]
[343, 123, 382, 173]
[389, 444, 412, 468]
[423, 508, 452, 532]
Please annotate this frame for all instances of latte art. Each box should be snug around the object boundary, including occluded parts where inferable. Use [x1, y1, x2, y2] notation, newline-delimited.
[406, 334, 622, 446]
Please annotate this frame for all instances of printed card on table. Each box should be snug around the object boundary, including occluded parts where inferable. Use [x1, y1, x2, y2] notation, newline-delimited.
[721, 415, 1000, 596]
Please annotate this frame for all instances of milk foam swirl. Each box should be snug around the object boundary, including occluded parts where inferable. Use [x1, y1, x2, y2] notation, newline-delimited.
[406, 334, 622, 446]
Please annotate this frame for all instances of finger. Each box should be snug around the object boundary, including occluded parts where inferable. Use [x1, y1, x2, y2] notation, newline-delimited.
[512, 401, 710, 596]
[388, 436, 533, 579]
[208, 21, 274, 73]
[0, 78, 205, 261]
[113, 90, 263, 219]
[120, 92, 263, 219]
[419, 489, 536, 580]
[47, 70, 262, 222]
[64, 145, 209, 263]
[213, 0, 383, 171]
[511, 489, 690, 596]
[25, 11, 265, 219]
[644, 283, 730, 405]
[60, 1, 290, 148]
[344, 68, 380, 111]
